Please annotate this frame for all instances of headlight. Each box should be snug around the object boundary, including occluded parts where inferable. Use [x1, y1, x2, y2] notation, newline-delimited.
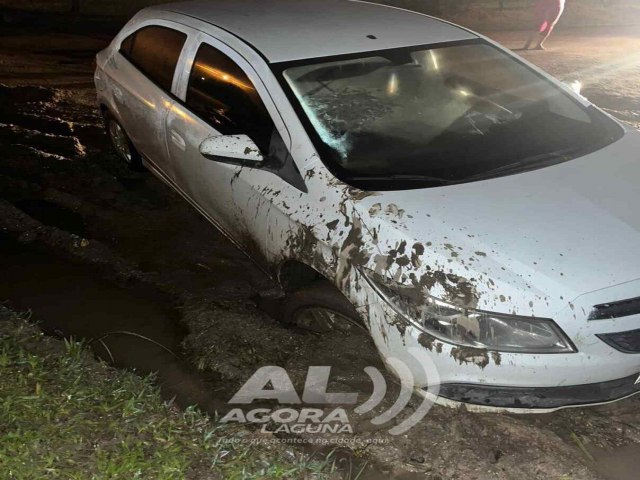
[361, 269, 576, 354]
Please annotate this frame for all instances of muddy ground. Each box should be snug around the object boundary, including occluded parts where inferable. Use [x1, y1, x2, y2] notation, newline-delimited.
[1, 18, 640, 479]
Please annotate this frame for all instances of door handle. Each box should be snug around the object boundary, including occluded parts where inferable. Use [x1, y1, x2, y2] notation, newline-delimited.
[170, 130, 186, 151]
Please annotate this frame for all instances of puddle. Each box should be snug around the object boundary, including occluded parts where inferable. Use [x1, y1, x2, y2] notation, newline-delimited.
[0, 233, 228, 412]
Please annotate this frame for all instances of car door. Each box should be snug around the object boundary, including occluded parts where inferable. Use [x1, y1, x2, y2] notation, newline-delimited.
[166, 34, 304, 264]
[109, 22, 190, 174]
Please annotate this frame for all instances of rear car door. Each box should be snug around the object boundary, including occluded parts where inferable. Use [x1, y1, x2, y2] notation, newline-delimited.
[110, 23, 189, 173]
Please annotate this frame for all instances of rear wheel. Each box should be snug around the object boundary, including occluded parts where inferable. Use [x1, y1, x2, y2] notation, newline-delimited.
[104, 111, 144, 170]
[281, 281, 366, 335]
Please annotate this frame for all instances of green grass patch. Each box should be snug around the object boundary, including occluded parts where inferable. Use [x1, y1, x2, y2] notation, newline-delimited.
[0, 307, 337, 479]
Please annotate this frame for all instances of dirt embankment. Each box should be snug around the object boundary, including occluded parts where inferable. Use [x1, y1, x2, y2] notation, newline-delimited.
[1, 24, 640, 480]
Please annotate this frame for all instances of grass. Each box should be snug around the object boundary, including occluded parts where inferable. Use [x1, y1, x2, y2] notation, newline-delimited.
[0, 307, 339, 479]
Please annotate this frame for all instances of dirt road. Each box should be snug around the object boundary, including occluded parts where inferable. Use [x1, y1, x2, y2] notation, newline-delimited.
[495, 26, 640, 130]
[1, 21, 640, 479]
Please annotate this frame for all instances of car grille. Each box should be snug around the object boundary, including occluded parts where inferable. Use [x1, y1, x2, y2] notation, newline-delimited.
[597, 328, 640, 353]
[589, 296, 640, 320]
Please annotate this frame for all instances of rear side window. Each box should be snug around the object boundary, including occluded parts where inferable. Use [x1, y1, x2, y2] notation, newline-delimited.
[120, 26, 187, 92]
[185, 44, 273, 150]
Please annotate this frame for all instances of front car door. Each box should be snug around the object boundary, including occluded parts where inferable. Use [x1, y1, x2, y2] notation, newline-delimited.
[166, 34, 304, 266]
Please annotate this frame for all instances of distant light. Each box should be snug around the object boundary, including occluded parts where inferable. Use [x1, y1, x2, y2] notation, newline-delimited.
[387, 72, 399, 96]
[458, 89, 471, 97]
[429, 50, 439, 71]
[568, 80, 582, 95]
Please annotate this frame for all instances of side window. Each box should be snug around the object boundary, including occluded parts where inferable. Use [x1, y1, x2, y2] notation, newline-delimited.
[186, 44, 273, 151]
[119, 26, 187, 92]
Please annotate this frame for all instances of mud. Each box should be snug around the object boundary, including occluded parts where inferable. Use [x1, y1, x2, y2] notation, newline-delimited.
[2, 21, 640, 479]
[0, 233, 229, 413]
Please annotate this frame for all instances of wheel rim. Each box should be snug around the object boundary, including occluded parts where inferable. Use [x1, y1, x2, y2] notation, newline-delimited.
[292, 307, 361, 334]
[108, 120, 132, 163]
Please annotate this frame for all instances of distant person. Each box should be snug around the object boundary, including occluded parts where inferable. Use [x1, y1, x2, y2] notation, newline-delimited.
[524, 0, 566, 50]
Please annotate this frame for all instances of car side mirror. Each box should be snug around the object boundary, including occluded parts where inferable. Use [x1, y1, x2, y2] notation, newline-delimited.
[199, 134, 265, 165]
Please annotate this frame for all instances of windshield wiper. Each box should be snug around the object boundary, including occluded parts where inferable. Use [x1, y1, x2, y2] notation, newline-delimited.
[345, 147, 582, 187]
[462, 147, 582, 183]
[347, 174, 458, 185]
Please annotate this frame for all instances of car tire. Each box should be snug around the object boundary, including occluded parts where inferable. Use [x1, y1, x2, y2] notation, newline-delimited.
[104, 110, 144, 171]
[281, 280, 366, 335]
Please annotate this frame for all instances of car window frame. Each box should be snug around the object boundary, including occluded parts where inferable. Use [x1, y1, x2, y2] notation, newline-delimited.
[180, 42, 274, 147]
[174, 33, 291, 146]
[172, 32, 306, 189]
[114, 18, 304, 191]
[116, 19, 194, 96]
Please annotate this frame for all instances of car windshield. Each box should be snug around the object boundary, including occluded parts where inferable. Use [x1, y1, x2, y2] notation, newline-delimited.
[281, 41, 623, 189]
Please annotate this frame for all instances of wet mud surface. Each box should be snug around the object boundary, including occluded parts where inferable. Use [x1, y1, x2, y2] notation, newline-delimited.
[2, 21, 640, 479]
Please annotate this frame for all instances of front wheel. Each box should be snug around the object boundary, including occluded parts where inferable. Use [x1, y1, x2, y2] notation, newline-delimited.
[281, 281, 366, 335]
[104, 111, 144, 171]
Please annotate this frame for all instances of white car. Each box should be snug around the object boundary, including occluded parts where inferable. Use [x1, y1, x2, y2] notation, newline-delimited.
[95, 0, 640, 411]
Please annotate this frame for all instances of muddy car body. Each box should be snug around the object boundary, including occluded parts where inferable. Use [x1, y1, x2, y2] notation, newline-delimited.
[95, 0, 640, 411]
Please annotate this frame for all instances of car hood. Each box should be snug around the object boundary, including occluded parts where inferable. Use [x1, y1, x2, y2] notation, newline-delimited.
[351, 129, 640, 317]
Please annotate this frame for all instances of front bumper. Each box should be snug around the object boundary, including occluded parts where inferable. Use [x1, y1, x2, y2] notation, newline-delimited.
[436, 372, 640, 409]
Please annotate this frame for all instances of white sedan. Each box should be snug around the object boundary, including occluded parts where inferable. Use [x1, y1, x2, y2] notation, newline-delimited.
[95, 0, 640, 411]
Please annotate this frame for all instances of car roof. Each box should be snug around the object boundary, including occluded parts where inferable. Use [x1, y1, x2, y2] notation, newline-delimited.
[151, 0, 478, 63]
